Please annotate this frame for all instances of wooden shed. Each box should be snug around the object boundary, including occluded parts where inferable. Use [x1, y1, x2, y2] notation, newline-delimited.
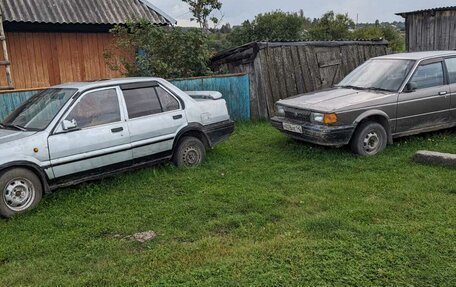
[397, 6, 456, 52]
[211, 40, 389, 119]
[0, 0, 175, 90]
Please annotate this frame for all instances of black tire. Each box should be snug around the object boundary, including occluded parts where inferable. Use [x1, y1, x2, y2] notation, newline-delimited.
[173, 137, 206, 168]
[350, 121, 388, 156]
[0, 168, 43, 218]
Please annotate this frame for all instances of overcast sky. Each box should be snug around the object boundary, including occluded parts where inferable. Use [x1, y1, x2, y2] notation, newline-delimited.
[151, 0, 455, 26]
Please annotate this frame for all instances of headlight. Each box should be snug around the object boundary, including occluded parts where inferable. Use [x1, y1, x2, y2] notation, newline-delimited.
[276, 105, 285, 116]
[311, 113, 324, 123]
[311, 112, 338, 124]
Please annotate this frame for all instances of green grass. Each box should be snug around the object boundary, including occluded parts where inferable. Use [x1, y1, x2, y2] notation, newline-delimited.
[1, 122, 455, 286]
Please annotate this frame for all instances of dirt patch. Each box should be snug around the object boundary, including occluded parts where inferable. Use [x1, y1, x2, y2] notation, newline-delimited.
[128, 231, 157, 242]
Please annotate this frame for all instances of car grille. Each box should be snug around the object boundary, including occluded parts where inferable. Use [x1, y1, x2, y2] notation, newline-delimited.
[284, 109, 311, 122]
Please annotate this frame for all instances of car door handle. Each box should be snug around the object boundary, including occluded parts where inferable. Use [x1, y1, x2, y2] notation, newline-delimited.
[173, 115, 183, 120]
[111, 127, 124, 133]
[438, 91, 448, 96]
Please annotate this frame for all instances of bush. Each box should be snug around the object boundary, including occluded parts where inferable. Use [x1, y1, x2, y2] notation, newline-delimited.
[227, 11, 311, 47]
[351, 25, 405, 52]
[105, 21, 212, 79]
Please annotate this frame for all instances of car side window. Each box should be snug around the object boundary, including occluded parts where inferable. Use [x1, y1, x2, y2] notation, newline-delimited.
[155, 86, 180, 112]
[123, 87, 162, 119]
[122, 86, 180, 119]
[445, 58, 456, 84]
[65, 88, 121, 129]
[410, 62, 444, 89]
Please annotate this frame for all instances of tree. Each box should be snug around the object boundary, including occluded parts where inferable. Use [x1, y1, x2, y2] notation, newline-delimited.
[104, 21, 212, 78]
[352, 25, 405, 52]
[227, 11, 311, 47]
[309, 11, 354, 40]
[182, 0, 223, 32]
[219, 23, 232, 34]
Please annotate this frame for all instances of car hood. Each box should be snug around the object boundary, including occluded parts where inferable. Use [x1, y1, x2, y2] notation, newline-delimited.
[0, 129, 37, 145]
[277, 88, 397, 112]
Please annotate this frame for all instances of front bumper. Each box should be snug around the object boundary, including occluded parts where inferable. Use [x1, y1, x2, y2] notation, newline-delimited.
[203, 120, 235, 147]
[271, 116, 355, 147]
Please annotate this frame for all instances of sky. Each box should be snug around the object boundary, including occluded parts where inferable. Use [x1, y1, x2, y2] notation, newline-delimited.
[150, 0, 456, 26]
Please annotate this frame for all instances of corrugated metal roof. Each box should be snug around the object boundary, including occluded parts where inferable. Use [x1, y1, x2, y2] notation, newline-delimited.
[0, 0, 175, 25]
[396, 6, 456, 17]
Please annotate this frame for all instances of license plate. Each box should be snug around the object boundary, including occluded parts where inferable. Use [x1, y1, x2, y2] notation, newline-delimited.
[283, 123, 303, 134]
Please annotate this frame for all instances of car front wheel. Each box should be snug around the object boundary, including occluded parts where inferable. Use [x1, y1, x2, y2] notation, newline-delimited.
[173, 137, 206, 168]
[0, 168, 43, 218]
[350, 121, 387, 156]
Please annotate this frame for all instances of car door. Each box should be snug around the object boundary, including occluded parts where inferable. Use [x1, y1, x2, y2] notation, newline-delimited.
[396, 59, 450, 133]
[120, 82, 187, 161]
[444, 57, 456, 122]
[48, 86, 132, 178]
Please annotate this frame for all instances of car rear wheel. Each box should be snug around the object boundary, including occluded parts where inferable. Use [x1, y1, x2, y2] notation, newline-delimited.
[350, 121, 387, 156]
[0, 168, 43, 218]
[173, 137, 206, 168]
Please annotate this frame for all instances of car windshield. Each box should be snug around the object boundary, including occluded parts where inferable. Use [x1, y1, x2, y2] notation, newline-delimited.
[2, 88, 77, 131]
[337, 59, 415, 92]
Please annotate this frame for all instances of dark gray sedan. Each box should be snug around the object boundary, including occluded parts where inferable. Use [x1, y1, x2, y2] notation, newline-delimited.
[271, 51, 456, 155]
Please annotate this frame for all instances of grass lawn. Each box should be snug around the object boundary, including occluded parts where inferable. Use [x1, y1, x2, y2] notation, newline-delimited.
[0, 122, 455, 286]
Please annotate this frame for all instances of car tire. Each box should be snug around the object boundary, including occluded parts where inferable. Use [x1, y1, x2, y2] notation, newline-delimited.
[0, 168, 43, 218]
[350, 121, 387, 156]
[173, 137, 206, 168]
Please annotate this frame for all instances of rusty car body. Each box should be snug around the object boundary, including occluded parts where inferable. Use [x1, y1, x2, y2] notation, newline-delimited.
[271, 51, 456, 155]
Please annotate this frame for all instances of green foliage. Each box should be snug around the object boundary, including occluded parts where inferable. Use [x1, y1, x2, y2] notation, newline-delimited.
[225, 10, 405, 52]
[207, 32, 231, 53]
[1, 122, 456, 285]
[309, 11, 355, 40]
[352, 25, 405, 52]
[227, 11, 311, 47]
[182, 0, 223, 31]
[105, 21, 211, 78]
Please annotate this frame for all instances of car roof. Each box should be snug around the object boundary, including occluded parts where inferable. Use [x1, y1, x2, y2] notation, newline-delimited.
[374, 51, 456, 61]
[52, 77, 163, 90]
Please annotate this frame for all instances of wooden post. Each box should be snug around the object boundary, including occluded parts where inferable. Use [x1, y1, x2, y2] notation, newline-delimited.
[0, 12, 13, 89]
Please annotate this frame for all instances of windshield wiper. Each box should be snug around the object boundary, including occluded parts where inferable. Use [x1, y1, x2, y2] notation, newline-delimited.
[366, 87, 394, 92]
[337, 85, 366, 90]
[2, 124, 28, 131]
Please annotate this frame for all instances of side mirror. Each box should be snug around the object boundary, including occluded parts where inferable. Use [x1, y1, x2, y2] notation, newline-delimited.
[404, 82, 417, 93]
[61, 119, 78, 131]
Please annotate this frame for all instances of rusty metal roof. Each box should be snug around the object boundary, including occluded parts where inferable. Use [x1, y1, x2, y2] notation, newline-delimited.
[0, 0, 176, 25]
[396, 6, 456, 17]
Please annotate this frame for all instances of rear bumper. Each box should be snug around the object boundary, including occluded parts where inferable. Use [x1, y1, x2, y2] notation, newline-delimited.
[271, 116, 354, 147]
[203, 120, 235, 147]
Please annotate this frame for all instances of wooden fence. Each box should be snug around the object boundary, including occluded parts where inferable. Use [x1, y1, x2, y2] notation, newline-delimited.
[0, 74, 250, 121]
[0, 32, 124, 89]
[211, 40, 390, 119]
[171, 74, 250, 121]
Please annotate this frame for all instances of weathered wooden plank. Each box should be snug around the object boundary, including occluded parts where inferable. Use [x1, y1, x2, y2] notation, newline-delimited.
[282, 46, 298, 97]
[251, 57, 263, 119]
[297, 45, 314, 93]
[290, 45, 306, 94]
[272, 46, 288, 101]
[257, 49, 273, 118]
[303, 45, 322, 90]
[265, 47, 282, 104]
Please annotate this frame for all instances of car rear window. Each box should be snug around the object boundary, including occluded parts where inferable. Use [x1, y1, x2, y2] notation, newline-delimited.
[122, 87, 162, 119]
[122, 86, 180, 119]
